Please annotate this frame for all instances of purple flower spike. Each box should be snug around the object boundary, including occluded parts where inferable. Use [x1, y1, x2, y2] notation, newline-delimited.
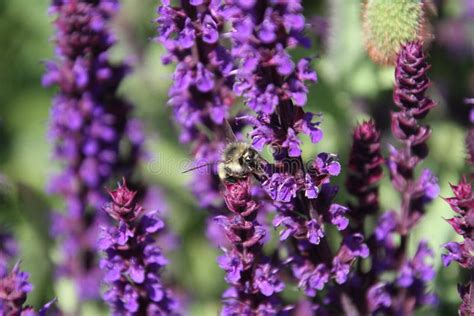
[223, 1, 370, 311]
[338, 43, 437, 316]
[218, 179, 286, 314]
[100, 180, 177, 315]
[391, 42, 435, 179]
[156, 0, 241, 220]
[44, 0, 145, 302]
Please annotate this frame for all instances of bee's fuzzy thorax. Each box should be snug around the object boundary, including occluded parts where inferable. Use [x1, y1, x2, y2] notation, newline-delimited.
[222, 142, 252, 158]
[218, 142, 265, 182]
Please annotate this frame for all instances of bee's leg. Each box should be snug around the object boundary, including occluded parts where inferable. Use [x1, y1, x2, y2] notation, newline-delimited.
[252, 168, 268, 182]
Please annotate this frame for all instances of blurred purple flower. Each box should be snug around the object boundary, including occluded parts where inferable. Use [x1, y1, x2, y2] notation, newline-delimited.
[292, 260, 330, 297]
[43, 0, 143, 302]
[0, 232, 17, 277]
[0, 263, 56, 315]
[367, 283, 392, 312]
[331, 234, 369, 284]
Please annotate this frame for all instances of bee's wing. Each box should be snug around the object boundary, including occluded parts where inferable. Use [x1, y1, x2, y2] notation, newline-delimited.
[222, 119, 238, 144]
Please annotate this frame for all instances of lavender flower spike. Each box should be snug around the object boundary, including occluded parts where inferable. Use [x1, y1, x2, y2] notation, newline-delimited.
[217, 179, 286, 314]
[99, 180, 177, 315]
[156, 0, 235, 210]
[0, 262, 56, 315]
[44, 0, 141, 301]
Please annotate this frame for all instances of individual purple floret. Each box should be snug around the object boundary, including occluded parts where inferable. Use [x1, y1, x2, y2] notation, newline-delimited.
[43, 0, 141, 301]
[156, 0, 235, 210]
[442, 179, 474, 316]
[216, 178, 286, 314]
[0, 262, 56, 315]
[99, 180, 176, 315]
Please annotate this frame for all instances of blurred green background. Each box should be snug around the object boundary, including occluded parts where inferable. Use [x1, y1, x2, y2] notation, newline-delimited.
[0, 0, 472, 315]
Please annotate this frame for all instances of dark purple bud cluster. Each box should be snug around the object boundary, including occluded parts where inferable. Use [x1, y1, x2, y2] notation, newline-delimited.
[43, 0, 143, 301]
[99, 180, 177, 315]
[442, 179, 474, 316]
[346, 120, 384, 222]
[389, 42, 437, 228]
[391, 43, 434, 162]
[0, 263, 55, 315]
[392, 43, 435, 148]
[216, 179, 286, 315]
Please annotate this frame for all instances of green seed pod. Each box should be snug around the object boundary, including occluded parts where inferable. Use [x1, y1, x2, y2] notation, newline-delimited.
[362, 0, 430, 65]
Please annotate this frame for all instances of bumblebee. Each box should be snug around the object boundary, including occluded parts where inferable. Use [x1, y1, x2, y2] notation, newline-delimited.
[217, 141, 266, 182]
[184, 120, 267, 183]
